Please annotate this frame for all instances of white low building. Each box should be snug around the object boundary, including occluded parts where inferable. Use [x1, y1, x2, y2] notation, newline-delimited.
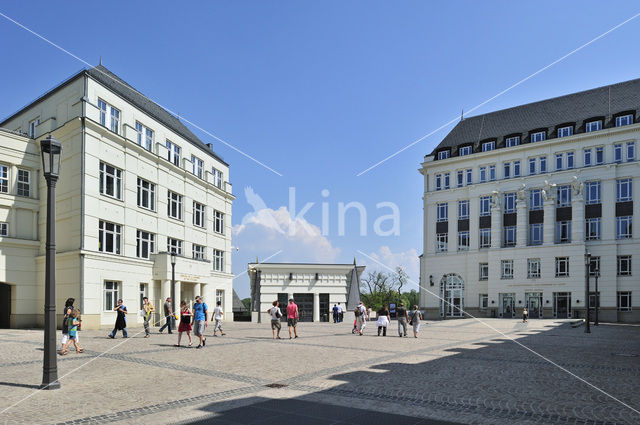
[247, 262, 363, 323]
[0, 64, 234, 329]
[420, 78, 640, 322]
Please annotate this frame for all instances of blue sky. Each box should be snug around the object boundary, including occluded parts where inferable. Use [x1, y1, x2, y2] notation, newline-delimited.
[1, 1, 640, 298]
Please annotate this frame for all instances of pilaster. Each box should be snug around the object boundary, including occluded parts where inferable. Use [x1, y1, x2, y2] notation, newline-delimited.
[516, 198, 527, 248]
[571, 194, 584, 243]
[543, 199, 555, 245]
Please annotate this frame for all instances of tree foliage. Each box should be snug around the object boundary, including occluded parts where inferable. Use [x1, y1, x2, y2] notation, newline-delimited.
[359, 267, 419, 311]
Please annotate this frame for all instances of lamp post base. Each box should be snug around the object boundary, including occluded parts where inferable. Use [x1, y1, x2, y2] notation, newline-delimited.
[39, 381, 61, 390]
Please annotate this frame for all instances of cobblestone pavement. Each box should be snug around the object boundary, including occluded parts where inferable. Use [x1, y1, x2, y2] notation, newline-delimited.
[0, 319, 638, 424]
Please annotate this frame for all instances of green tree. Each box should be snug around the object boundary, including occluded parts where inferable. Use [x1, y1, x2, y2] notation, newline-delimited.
[241, 297, 251, 311]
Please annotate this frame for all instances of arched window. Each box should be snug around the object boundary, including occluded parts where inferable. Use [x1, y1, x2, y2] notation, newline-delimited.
[440, 274, 464, 317]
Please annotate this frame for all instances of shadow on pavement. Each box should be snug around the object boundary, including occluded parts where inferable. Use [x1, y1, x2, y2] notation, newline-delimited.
[0, 381, 41, 389]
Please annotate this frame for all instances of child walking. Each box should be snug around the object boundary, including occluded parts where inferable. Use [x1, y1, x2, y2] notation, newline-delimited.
[61, 310, 83, 355]
[176, 301, 193, 347]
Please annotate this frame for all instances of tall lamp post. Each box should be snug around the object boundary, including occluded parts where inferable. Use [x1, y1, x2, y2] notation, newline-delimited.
[594, 268, 600, 326]
[584, 251, 591, 334]
[40, 136, 62, 390]
[170, 252, 176, 321]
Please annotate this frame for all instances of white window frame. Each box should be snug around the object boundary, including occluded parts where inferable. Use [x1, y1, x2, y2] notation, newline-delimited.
[588, 257, 600, 276]
[627, 142, 635, 161]
[458, 200, 469, 220]
[193, 201, 206, 228]
[479, 167, 487, 183]
[166, 140, 181, 167]
[479, 294, 488, 310]
[137, 177, 156, 211]
[457, 170, 463, 188]
[479, 263, 489, 281]
[555, 153, 563, 171]
[501, 260, 514, 279]
[103, 281, 120, 311]
[443, 173, 450, 189]
[466, 169, 472, 185]
[503, 192, 516, 213]
[616, 216, 632, 239]
[527, 258, 541, 278]
[192, 155, 204, 179]
[436, 203, 448, 222]
[505, 136, 520, 147]
[435, 174, 442, 190]
[539, 156, 547, 173]
[557, 126, 573, 138]
[213, 249, 224, 272]
[98, 220, 122, 255]
[457, 231, 469, 251]
[556, 185, 571, 207]
[503, 226, 516, 247]
[135, 121, 154, 151]
[459, 146, 472, 156]
[479, 228, 491, 248]
[614, 144, 623, 163]
[17, 169, 30, 197]
[529, 158, 536, 175]
[566, 152, 574, 169]
[583, 148, 592, 167]
[214, 210, 225, 234]
[503, 162, 511, 179]
[489, 165, 496, 181]
[98, 99, 120, 133]
[436, 233, 448, 252]
[193, 244, 206, 260]
[479, 196, 491, 216]
[555, 257, 569, 277]
[29, 117, 40, 138]
[529, 223, 543, 246]
[616, 178, 633, 202]
[585, 120, 602, 132]
[531, 131, 546, 143]
[212, 167, 223, 189]
[0, 164, 8, 193]
[481, 141, 495, 152]
[617, 292, 632, 311]
[585, 181, 601, 205]
[0, 222, 8, 237]
[167, 238, 183, 255]
[513, 160, 520, 177]
[167, 191, 183, 220]
[438, 150, 450, 160]
[595, 147, 604, 165]
[136, 230, 155, 259]
[529, 189, 542, 210]
[615, 114, 633, 127]
[617, 256, 632, 276]
[555, 221, 571, 244]
[99, 162, 122, 200]
[585, 218, 601, 241]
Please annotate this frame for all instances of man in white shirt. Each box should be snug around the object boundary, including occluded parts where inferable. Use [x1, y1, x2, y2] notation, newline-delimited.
[356, 301, 367, 335]
[212, 301, 226, 336]
[336, 303, 343, 322]
[266, 300, 282, 339]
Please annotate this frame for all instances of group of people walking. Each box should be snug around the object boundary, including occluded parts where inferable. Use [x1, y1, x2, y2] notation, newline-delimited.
[354, 301, 423, 338]
[267, 298, 299, 339]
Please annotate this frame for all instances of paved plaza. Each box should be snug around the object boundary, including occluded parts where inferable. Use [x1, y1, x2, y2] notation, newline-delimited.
[0, 319, 639, 425]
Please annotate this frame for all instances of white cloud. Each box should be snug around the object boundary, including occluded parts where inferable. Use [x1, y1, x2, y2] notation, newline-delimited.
[233, 206, 340, 264]
[366, 245, 420, 287]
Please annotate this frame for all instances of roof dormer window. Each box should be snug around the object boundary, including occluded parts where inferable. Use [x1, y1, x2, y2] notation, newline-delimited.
[557, 125, 573, 138]
[585, 120, 602, 132]
[615, 114, 633, 127]
[437, 150, 450, 160]
[530, 131, 546, 143]
[505, 136, 520, 147]
[459, 145, 472, 156]
[481, 141, 495, 152]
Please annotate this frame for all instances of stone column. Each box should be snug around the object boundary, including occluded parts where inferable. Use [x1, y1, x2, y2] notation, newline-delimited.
[449, 215, 458, 252]
[175, 281, 182, 312]
[601, 178, 616, 242]
[194, 283, 201, 298]
[490, 198, 502, 249]
[543, 199, 555, 245]
[162, 280, 171, 301]
[516, 198, 527, 248]
[571, 193, 584, 243]
[313, 292, 320, 322]
[469, 196, 479, 250]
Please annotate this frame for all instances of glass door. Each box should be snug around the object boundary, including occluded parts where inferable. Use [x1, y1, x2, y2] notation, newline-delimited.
[499, 293, 515, 318]
[553, 292, 571, 318]
[526, 292, 543, 318]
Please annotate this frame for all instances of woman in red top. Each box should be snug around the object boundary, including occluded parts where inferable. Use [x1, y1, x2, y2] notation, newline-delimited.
[176, 301, 193, 347]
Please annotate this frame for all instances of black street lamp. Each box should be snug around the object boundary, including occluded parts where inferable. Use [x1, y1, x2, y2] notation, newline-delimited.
[594, 268, 600, 326]
[584, 251, 591, 334]
[40, 135, 62, 390]
[170, 252, 176, 321]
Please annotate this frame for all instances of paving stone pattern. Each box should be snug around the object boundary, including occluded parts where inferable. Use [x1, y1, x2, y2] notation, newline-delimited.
[0, 320, 638, 425]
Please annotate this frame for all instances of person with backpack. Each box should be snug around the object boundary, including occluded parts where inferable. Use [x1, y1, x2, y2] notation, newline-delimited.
[409, 305, 423, 338]
[192, 296, 208, 348]
[267, 300, 283, 339]
[355, 301, 367, 335]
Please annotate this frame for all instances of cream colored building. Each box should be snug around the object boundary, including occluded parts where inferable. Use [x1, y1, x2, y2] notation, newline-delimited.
[247, 262, 363, 323]
[420, 78, 640, 322]
[0, 65, 234, 329]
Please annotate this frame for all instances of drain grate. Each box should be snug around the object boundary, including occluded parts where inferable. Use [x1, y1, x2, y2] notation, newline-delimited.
[265, 383, 288, 388]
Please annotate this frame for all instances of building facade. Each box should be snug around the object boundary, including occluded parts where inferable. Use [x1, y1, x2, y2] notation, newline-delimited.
[420, 79, 640, 322]
[0, 65, 234, 329]
[247, 262, 363, 323]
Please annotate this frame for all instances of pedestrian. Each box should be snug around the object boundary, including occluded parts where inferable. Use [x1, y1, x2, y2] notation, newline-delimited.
[159, 297, 174, 334]
[522, 306, 529, 323]
[61, 298, 77, 349]
[396, 302, 408, 337]
[337, 302, 344, 322]
[212, 301, 226, 336]
[286, 298, 299, 339]
[409, 305, 422, 338]
[332, 304, 339, 323]
[267, 300, 282, 339]
[176, 301, 193, 347]
[192, 296, 208, 348]
[108, 299, 128, 338]
[376, 304, 391, 336]
[355, 301, 367, 335]
[61, 309, 83, 355]
[142, 297, 155, 338]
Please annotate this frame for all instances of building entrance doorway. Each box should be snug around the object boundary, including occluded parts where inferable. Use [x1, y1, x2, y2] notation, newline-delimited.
[293, 293, 314, 322]
[499, 293, 515, 318]
[319, 294, 330, 322]
[553, 292, 572, 318]
[0, 283, 10, 328]
[525, 292, 543, 319]
[440, 274, 464, 317]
